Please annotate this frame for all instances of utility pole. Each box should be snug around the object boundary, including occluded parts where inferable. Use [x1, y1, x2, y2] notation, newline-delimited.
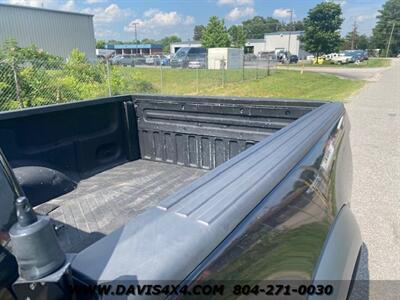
[287, 9, 293, 59]
[131, 22, 139, 55]
[385, 22, 396, 58]
[351, 21, 357, 50]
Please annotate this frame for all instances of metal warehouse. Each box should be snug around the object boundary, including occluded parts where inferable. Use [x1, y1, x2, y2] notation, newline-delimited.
[0, 4, 96, 61]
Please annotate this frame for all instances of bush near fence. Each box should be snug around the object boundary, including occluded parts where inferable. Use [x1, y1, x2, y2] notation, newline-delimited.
[0, 40, 276, 112]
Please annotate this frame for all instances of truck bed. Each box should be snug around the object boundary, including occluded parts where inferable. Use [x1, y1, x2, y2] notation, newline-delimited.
[0, 95, 323, 255]
[34, 160, 207, 252]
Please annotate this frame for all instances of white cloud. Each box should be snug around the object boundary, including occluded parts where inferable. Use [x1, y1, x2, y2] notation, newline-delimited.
[217, 0, 253, 6]
[85, 0, 106, 4]
[143, 8, 159, 17]
[61, 0, 75, 11]
[226, 6, 255, 20]
[356, 14, 376, 23]
[183, 15, 195, 25]
[82, 4, 132, 23]
[7, 0, 54, 7]
[272, 8, 295, 19]
[124, 10, 195, 32]
[332, 0, 346, 7]
[95, 29, 119, 38]
[7, 0, 78, 11]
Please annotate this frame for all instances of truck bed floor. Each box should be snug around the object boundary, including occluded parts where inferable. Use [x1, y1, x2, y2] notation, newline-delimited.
[34, 160, 207, 253]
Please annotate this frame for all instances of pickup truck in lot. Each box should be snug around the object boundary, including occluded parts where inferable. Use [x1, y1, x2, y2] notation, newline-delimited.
[0, 95, 361, 299]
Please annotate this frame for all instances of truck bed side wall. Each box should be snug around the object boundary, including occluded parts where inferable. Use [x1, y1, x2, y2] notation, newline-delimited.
[134, 95, 319, 170]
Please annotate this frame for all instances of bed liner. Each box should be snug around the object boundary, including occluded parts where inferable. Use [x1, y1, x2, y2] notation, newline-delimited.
[34, 160, 207, 253]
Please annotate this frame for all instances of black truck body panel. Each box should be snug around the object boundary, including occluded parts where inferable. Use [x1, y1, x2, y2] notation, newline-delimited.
[0, 95, 361, 299]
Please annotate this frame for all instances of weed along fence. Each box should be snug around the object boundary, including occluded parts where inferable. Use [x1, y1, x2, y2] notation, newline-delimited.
[0, 50, 277, 112]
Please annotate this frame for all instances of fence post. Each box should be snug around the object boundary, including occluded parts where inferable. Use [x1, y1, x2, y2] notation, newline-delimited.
[106, 58, 112, 96]
[11, 58, 24, 108]
[160, 63, 163, 94]
[267, 55, 270, 76]
[255, 59, 258, 80]
[221, 59, 225, 88]
[242, 54, 245, 82]
[196, 67, 199, 94]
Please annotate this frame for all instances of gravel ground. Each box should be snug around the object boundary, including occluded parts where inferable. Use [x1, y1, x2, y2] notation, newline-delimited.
[346, 59, 400, 298]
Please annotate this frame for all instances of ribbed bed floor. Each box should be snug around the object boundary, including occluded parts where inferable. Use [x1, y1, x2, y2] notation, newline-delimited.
[34, 160, 207, 253]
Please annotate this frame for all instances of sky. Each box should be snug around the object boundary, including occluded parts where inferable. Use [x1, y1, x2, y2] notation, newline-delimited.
[2, 0, 386, 41]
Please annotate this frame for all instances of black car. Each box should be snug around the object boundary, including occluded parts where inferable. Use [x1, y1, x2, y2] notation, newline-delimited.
[289, 55, 299, 64]
[170, 47, 207, 68]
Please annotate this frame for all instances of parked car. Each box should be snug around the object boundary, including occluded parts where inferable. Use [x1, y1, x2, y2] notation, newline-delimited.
[110, 55, 135, 66]
[331, 53, 353, 64]
[145, 55, 160, 65]
[170, 47, 207, 68]
[289, 55, 299, 64]
[160, 55, 170, 66]
[132, 54, 146, 65]
[344, 50, 366, 63]
[1, 95, 361, 300]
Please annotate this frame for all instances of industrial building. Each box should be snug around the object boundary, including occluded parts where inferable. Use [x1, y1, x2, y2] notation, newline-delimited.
[105, 44, 163, 55]
[170, 32, 310, 59]
[264, 31, 311, 59]
[0, 4, 96, 61]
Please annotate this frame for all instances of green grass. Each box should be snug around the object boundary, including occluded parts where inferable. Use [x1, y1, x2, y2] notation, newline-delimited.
[287, 58, 391, 68]
[120, 67, 365, 101]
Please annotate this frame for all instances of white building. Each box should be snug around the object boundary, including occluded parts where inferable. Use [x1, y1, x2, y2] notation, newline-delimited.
[208, 48, 244, 69]
[264, 31, 311, 59]
[0, 4, 96, 61]
[170, 41, 202, 55]
[170, 39, 266, 56]
[244, 39, 266, 55]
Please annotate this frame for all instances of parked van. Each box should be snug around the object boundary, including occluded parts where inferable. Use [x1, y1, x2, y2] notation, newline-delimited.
[170, 47, 207, 68]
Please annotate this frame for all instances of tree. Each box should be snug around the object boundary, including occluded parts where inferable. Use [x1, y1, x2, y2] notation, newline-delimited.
[201, 16, 231, 48]
[341, 30, 370, 50]
[228, 25, 247, 48]
[96, 40, 106, 49]
[301, 2, 343, 58]
[107, 40, 124, 45]
[242, 16, 283, 39]
[140, 38, 158, 44]
[287, 20, 305, 31]
[159, 35, 182, 53]
[193, 25, 206, 41]
[371, 0, 400, 56]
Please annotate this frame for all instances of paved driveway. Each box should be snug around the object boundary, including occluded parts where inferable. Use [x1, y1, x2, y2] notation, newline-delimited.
[278, 65, 390, 81]
[346, 59, 400, 298]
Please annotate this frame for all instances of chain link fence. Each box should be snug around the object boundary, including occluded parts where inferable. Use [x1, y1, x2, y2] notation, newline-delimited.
[0, 53, 277, 112]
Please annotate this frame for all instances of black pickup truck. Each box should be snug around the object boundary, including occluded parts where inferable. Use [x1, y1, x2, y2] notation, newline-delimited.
[0, 95, 361, 299]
